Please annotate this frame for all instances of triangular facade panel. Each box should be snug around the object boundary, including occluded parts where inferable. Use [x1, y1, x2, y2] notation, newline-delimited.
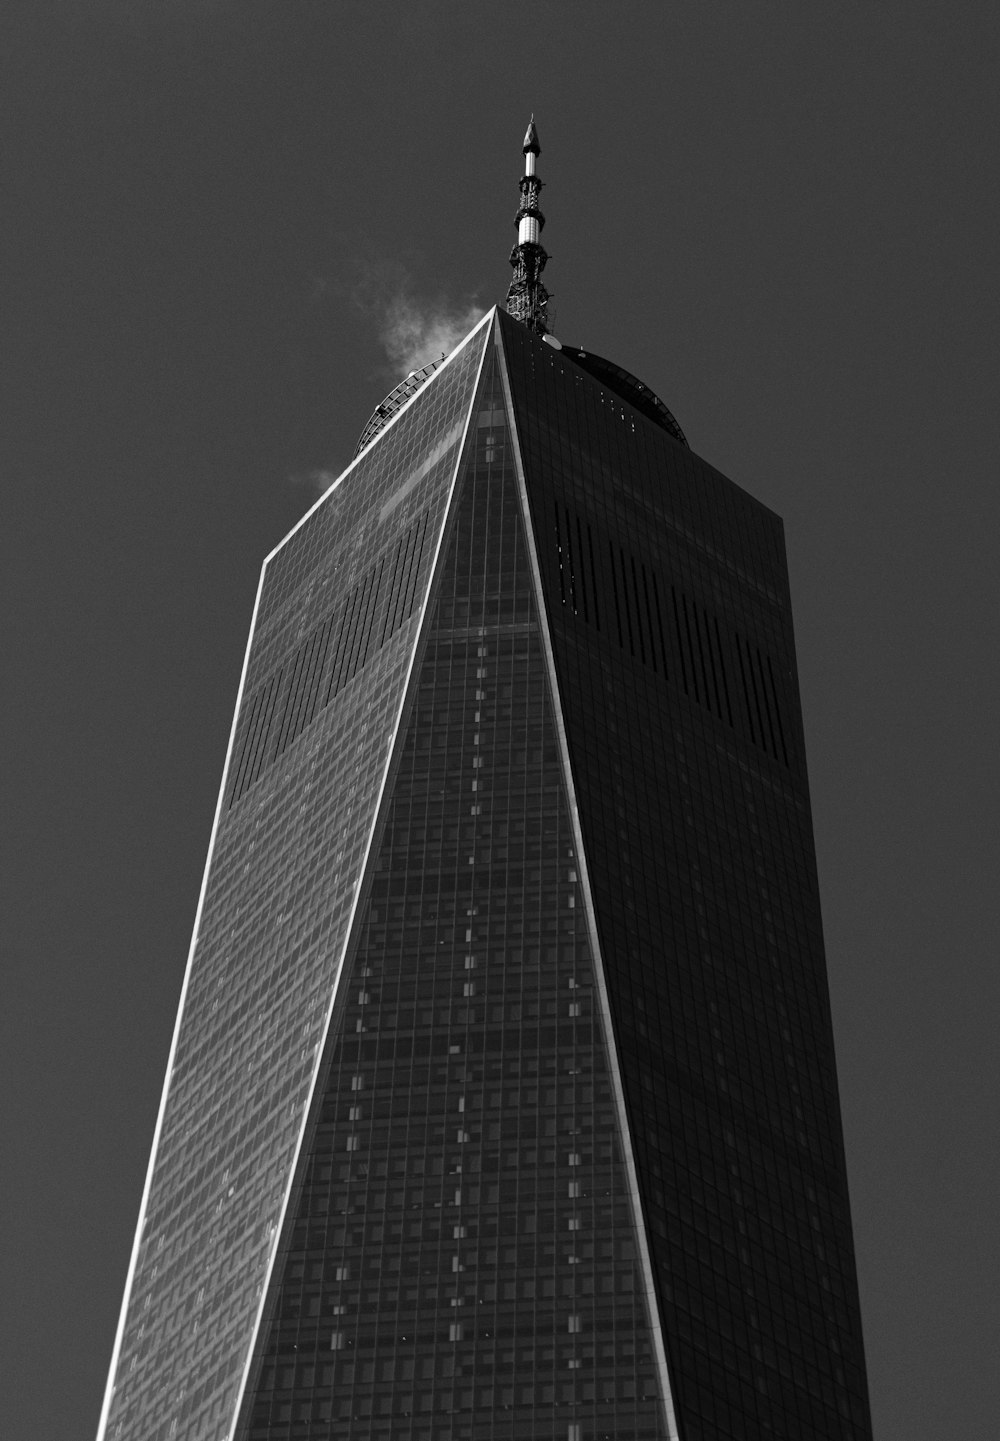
[499, 309, 872, 1441]
[99, 320, 492, 1441]
[237, 334, 671, 1440]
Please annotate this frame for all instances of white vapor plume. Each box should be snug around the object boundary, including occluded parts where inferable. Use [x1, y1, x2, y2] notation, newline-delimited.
[294, 468, 339, 496]
[351, 261, 484, 378]
[288, 262, 484, 496]
[379, 292, 485, 377]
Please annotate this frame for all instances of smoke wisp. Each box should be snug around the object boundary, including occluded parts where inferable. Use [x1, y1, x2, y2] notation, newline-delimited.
[353, 261, 484, 377]
[290, 261, 485, 496]
[379, 291, 485, 376]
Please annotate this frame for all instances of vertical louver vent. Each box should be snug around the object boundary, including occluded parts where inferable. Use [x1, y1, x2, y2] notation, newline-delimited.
[669, 585, 734, 729]
[553, 500, 790, 768]
[733, 633, 789, 768]
[228, 513, 430, 808]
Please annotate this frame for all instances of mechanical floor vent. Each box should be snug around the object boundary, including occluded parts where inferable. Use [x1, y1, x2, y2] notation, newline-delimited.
[552, 498, 790, 768]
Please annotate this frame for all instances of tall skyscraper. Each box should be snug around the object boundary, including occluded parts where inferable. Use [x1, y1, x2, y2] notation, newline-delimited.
[98, 124, 872, 1441]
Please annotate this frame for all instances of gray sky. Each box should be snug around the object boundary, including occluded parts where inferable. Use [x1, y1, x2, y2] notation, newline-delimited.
[3, 3, 997, 1437]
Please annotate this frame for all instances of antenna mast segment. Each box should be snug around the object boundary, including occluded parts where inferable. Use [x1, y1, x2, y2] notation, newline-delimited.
[505, 117, 550, 335]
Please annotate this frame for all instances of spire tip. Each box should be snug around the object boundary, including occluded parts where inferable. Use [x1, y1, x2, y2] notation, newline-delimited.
[505, 117, 549, 335]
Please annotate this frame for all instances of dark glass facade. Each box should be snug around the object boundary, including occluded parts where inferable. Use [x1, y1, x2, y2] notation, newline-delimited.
[98, 310, 871, 1441]
[501, 312, 871, 1441]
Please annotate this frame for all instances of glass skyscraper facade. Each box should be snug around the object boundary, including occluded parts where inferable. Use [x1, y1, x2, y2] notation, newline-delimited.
[98, 308, 872, 1441]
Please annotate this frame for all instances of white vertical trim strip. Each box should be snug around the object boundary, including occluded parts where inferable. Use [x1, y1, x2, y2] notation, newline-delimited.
[495, 324, 682, 1441]
[224, 309, 495, 1439]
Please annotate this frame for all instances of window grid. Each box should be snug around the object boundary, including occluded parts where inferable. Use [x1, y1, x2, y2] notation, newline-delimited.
[242, 351, 666, 1441]
[501, 310, 872, 1441]
[103, 326, 491, 1441]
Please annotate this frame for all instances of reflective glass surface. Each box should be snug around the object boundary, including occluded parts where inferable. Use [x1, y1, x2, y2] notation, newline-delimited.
[501, 310, 872, 1441]
[103, 310, 872, 1441]
[102, 323, 490, 1441]
[239, 345, 668, 1441]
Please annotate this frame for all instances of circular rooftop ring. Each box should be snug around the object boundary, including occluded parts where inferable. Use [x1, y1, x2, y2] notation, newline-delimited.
[562, 346, 688, 447]
[353, 337, 687, 456]
[353, 360, 442, 457]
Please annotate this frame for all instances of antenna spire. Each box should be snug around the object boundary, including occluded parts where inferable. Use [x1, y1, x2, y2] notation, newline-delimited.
[505, 115, 550, 334]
